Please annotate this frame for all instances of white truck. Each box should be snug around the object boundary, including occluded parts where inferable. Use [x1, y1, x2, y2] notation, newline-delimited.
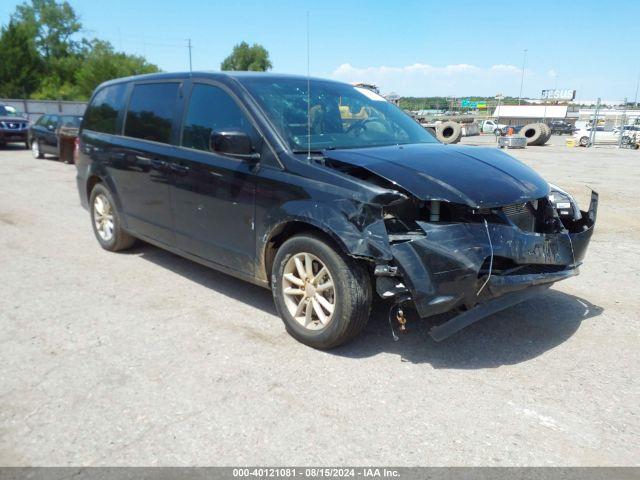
[478, 119, 509, 135]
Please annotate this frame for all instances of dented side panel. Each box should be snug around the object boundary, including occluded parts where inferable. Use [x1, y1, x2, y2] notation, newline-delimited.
[252, 163, 396, 283]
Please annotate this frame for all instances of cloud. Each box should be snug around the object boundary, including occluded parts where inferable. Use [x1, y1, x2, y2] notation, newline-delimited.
[329, 62, 530, 97]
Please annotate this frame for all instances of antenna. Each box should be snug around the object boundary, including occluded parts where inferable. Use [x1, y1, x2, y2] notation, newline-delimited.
[187, 38, 193, 74]
[306, 11, 311, 161]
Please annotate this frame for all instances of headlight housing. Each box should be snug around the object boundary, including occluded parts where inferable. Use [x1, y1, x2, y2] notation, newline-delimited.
[548, 183, 581, 221]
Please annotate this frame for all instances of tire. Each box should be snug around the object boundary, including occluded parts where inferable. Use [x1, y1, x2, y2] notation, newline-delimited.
[621, 135, 631, 145]
[89, 183, 136, 252]
[436, 121, 462, 144]
[579, 136, 590, 147]
[31, 139, 44, 159]
[520, 123, 543, 145]
[537, 123, 552, 145]
[494, 128, 503, 136]
[271, 233, 372, 349]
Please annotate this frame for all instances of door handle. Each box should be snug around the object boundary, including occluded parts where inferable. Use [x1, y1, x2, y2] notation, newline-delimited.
[169, 163, 190, 175]
[150, 159, 168, 170]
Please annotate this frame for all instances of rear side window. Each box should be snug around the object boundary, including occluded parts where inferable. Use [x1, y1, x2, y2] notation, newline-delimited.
[83, 83, 127, 134]
[124, 83, 179, 144]
[182, 84, 254, 152]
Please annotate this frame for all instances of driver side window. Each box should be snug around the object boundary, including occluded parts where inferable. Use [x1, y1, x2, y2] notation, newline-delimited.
[182, 84, 255, 153]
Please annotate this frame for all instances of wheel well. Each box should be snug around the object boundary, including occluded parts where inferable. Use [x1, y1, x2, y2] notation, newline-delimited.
[86, 175, 102, 199]
[264, 221, 349, 281]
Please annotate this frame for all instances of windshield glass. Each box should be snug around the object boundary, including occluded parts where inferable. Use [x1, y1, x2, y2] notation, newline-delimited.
[0, 105, 23, 117]
[240, 78, 438, 151]
[60, 115, 82, 127]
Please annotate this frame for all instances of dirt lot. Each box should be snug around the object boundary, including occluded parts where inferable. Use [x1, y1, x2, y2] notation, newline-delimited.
[0, 136, 638, 466]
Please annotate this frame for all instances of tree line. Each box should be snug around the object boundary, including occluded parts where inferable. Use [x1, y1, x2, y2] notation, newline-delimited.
[0, 0, 159, 100]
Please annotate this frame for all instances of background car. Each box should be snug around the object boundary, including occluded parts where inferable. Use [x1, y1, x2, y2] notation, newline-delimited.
[573, 126, 619, 146]
[29, 114, 82, 161]
[0, 104, 30, 149]
[548, 120, 575, 135]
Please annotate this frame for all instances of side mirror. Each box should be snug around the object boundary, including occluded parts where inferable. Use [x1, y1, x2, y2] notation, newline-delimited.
[210, 130, 260, 160]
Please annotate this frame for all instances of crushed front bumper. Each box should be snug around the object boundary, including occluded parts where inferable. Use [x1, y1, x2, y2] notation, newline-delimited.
[384, 191, 598, 341]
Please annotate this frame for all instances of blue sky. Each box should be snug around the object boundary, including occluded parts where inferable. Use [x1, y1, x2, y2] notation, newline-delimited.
[2, 0, 639, 101]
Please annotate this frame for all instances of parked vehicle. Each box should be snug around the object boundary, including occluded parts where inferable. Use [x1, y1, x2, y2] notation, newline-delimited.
[29, 114, 83, 161]
[548, 120, 575, 135]
[478, 119, 509, 135]
[76, 72, 597, 349]
[0, 104, 30, 148]
[573, 126, 619, 146]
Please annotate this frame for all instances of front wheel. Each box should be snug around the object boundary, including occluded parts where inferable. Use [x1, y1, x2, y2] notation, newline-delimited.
[89, 183, 136, 252]
[579, 136, 590, 147]
[31, 140, 44, 159]
[271, 234, 372, 349]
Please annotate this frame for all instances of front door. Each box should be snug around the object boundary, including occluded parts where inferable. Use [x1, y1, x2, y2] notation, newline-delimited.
[41, 115, 59, 154]
[169, 82, 256, 275]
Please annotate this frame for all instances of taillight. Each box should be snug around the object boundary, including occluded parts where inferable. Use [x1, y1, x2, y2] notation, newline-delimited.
[74, 136, 80, 152]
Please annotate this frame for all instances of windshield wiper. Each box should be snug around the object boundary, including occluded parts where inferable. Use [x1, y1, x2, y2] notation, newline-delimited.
[291, 146, 336, 154]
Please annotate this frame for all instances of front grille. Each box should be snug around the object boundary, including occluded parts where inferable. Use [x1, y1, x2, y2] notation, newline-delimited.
[501, 202, 536, 232]
[511, 264, 567, 275]
[1, 121, 27, 130]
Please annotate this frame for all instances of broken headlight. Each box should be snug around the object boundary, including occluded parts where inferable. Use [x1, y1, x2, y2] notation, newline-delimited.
[548, 183, 581, 221]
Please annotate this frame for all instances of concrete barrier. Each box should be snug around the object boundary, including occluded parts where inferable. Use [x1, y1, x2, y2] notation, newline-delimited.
[0, 98, 87, 122]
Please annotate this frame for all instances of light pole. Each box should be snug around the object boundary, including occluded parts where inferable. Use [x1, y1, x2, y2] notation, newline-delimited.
[518, 49, 527, 105]
[634, 70, 639, 107]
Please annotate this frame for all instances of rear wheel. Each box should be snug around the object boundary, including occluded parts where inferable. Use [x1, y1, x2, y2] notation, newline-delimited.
[89, 183, 136, 252]
[271, 234, 372, 349]
[31, 140, 44, 159]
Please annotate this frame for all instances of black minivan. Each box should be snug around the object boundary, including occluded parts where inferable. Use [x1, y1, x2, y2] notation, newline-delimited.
[76, 72, 597, 349]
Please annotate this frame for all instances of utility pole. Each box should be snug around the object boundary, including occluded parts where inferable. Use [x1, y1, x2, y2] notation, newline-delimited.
[518, 49, 527, 105]
[618, 97, 627, 148]
[634, 71, 639, 107]
[187, 38, 193, 73]
[589, 98, 601, 147]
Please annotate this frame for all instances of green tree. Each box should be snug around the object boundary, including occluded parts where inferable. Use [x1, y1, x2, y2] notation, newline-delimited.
[12, 0, 82, 97]
[13, 0, 81, 60]
[0, 21, 43, 98]
[74, 40, 159, 98]
[220, 41, 272, 71]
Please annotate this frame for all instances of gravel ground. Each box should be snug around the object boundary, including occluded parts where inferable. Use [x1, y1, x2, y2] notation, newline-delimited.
[0, 136, 638, 466]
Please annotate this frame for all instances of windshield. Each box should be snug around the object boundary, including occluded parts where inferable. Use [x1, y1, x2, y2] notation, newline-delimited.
[240, 78, 438, 151]
[60, 115, 82, 127]
[0, 105, 23, 117]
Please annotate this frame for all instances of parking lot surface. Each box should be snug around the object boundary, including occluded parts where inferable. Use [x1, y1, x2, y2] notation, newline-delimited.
[1, 136, 638, 466]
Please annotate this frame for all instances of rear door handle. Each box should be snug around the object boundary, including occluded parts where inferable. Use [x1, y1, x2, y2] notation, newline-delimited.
[150, 159, 168, 170]
[169, 163, 190, 175]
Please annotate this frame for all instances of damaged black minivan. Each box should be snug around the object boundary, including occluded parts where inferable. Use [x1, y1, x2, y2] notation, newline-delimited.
[76, 72, 597, 349]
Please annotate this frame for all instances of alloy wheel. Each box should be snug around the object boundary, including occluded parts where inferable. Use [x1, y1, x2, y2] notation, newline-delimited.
[282, 252, 336, 330]
[93, 193, 115, 242]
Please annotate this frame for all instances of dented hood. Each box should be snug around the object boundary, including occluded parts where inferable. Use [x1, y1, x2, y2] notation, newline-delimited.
[326, 143, 550, 208]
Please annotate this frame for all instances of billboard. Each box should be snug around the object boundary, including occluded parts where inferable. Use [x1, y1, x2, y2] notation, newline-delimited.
[461, 99, 487, 109]
[541, 89, 576, 100]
